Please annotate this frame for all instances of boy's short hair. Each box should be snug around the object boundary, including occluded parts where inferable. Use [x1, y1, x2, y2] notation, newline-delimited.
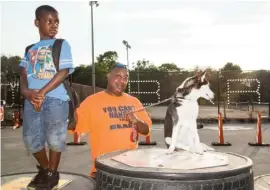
[35, 5, 58, 20]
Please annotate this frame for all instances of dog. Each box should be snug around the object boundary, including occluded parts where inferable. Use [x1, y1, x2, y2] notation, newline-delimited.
[164, 70, 215, 155]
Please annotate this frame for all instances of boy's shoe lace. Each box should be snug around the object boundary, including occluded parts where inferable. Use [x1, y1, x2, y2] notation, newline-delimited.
[36, 170, 59, 190]
[27, 165, 48, 190]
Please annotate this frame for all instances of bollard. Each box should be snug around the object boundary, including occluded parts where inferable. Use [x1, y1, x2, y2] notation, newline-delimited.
[248, 112, 270, 146]
[12, 111, 20, 129]
[139, 127, 157, 146]
[211, 112, 231, 146]
[66, 132, 87, 146]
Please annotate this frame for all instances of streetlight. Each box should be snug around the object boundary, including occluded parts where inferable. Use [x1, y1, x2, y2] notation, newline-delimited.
[122, 40, 141, 99]
[122, 40, 131, 70]
[89, 1, 99, 94]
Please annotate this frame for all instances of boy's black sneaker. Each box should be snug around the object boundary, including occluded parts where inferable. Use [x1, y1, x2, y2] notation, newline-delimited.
[27, 165, 48, 190]
[36, 170, 59, 190]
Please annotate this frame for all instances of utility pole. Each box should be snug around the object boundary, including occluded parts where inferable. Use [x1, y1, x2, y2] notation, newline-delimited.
[89, 1, 99, 93]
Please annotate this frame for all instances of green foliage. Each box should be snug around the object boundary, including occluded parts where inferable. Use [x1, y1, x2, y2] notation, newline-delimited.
[1, 55, 21, 75]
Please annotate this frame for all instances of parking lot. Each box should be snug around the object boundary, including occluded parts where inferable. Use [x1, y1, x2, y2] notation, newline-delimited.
[1, 123, 270, 178]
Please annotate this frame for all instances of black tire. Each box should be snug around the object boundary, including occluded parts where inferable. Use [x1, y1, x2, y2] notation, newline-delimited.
[96, 169, 253, 190]
[95, 148, 254, 190]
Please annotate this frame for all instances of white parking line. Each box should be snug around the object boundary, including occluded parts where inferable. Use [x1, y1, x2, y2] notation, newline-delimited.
[203, 126, 254, 131]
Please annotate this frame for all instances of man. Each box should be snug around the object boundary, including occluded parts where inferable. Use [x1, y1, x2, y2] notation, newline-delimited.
[74, 63, 151, 178]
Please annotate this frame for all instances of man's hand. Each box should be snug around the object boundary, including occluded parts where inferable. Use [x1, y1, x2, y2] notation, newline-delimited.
[124, 112, 149, 135]
[125, 112, 139, 124]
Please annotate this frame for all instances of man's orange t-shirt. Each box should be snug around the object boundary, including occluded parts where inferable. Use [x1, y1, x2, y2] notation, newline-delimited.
[74, 91, 152, 177]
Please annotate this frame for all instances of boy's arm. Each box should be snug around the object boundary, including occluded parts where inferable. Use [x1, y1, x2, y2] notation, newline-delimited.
[39, 69, 69, 96]
[19, 56, 43, 102]
[39, 40, 74, 96]
[20, 66, 29, 97]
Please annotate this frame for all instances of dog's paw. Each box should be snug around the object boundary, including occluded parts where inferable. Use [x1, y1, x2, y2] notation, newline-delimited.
[196, 150, 204, 155]
[193, 147, 204, 155]
[166, 147, 175, 154]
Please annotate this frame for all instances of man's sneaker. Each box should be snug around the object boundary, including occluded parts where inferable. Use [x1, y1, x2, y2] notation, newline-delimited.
[27, 165, 48, 190]
[36, 170, 59, 190]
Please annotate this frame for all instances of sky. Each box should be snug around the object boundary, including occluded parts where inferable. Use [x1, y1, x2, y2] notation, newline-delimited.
[1, 0, 270, 71]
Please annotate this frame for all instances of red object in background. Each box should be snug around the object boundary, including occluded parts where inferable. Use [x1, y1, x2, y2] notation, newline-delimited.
[12, 111, 20, 127]
[0, 106, 4, 122]
[248, 111, 269, 146]
[130, 123, 138, 143]
[66, 132, 87, 146]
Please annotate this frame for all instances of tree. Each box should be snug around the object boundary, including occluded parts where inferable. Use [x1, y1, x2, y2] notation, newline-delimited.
[158, 63, 182, 72]
[72, 51, 119, 88]
[1, 55, 21, 76]
[133, 59, 157, 71]
[221, 62, 242, 72]
[1, 55, 22, 105]
[72, 64, 92, 86]
[96, 51, 118, 71]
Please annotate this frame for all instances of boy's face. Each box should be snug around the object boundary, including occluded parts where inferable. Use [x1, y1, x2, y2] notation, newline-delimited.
[35, 11, 59, 39]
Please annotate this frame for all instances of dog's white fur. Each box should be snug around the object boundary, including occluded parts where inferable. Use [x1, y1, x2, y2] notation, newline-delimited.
[165, 70, 215, 154]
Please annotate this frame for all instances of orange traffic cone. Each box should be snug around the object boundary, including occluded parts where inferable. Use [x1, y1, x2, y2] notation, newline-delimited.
[66, 132, 87, 146]
[139, 132, 157, 146]
[248, 112, 269, 146]
[0, 105, 4, 122]
[212, 112, 231, 146]
[12, 111, 20, 129]
[139, 112, 157, 146]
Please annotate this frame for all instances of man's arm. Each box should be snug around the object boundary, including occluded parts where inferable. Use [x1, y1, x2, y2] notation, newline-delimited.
[126, 97, 152, 135]
[134, 118, 149, 135]
[126, 112, 150, 135]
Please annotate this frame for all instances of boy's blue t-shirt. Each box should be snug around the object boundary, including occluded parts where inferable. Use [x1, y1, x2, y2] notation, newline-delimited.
[19, 38, 74, 101]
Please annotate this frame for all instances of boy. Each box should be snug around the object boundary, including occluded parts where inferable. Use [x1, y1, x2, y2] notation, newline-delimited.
[19, 5, 74, 190]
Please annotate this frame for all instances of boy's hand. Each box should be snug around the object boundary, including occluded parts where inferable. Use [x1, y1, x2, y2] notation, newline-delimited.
[23, 89, 45, 106]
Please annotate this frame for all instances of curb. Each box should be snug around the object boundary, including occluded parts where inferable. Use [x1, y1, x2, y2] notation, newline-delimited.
[152, 118, 270, 124]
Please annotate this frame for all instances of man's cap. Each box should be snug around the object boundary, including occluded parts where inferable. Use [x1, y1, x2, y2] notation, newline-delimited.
[109, 62, 128, 72]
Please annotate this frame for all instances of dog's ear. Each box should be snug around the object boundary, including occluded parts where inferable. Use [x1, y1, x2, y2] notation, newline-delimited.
[197, 70, 207, 82]
[194, 70, 202, 77]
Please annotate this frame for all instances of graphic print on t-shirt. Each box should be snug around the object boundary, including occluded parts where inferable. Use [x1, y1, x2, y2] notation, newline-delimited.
[28, 46, 56, 79]
[103, 105, 135, 130]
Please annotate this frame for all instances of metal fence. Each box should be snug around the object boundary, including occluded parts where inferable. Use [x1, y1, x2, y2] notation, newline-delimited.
[1, 70, 269, 121]
[72, 69, 270, 120]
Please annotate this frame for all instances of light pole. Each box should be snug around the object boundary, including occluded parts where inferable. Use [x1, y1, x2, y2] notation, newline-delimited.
[262, 84, 270, 118]
[122, 40, 131, 70]
[89, 1, 99, 94]
[122, 40, 140, 99]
